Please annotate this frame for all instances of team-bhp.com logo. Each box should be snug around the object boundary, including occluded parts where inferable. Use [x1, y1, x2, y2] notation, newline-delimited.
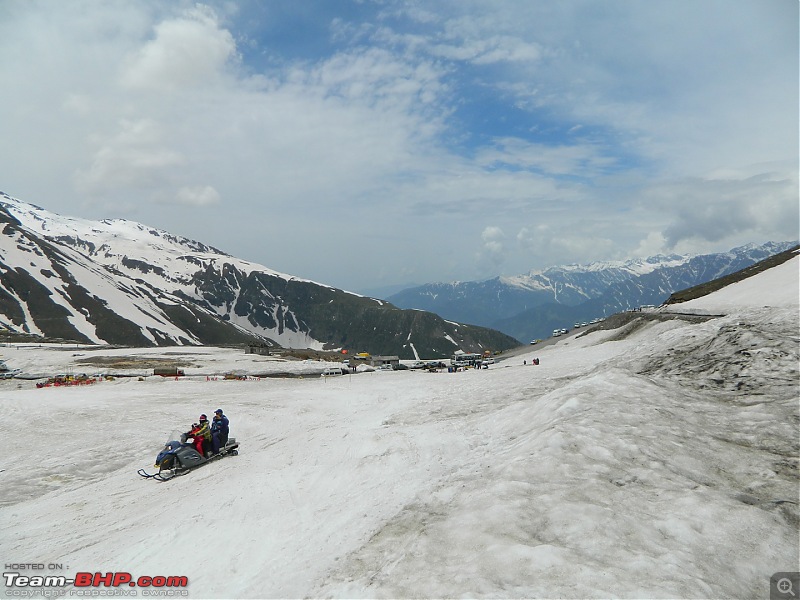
[4, 570, 189, 597]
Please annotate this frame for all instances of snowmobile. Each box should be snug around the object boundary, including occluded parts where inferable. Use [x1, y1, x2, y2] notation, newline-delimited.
[138, 429, 239, 481]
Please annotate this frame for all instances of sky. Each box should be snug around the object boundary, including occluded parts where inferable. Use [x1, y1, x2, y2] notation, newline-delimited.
[0, 0, 797, 294]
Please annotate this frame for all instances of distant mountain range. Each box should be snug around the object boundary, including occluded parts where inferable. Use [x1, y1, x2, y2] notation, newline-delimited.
[0, 192, 518, 358]
[388, 241, 798, 342]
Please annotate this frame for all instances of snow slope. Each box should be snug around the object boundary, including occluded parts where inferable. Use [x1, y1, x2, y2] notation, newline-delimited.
[0, 193, 297, 287]
[0, 257, 797, 598]
[0, 193, 352, 349]
[668, 249, 799, 313]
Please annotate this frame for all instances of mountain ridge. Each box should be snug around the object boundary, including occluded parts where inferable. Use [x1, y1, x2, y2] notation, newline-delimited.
[0, 191, 519, 357]
[388, 240, 797, 342]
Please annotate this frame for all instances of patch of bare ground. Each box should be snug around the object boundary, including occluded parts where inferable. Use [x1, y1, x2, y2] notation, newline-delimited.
[576, 311, 716, 343]
[73, 356, 198, 370]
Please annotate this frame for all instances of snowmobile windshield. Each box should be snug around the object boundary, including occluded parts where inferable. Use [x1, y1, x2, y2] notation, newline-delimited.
[165, 430, 185, 447]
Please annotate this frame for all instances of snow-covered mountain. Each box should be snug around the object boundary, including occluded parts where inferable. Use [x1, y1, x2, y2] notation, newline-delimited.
[0, 192, 518, 356]
[389, 241, 798, 341]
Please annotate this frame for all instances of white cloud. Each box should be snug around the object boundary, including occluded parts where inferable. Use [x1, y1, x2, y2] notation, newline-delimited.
[119, 5, 238, 92]
[633, 232, 668, 258]
[473, 226, 508, 274]
[475, 137, 616, 177]
[481, 226, 505, 253]
[516, 225, 619, 268]
[636, 163, 799, 250]
[74, 119, 185, 196]
[174, 185, 220, 207]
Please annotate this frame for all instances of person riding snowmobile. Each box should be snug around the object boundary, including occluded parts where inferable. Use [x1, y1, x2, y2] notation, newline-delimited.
[211, 408, 229, 454]
[187, 415, 212, 457]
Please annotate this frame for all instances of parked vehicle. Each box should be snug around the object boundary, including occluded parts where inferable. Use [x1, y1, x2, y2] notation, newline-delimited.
[0, 369, 20, 379]
[154, 367, 185, 377]
[322, 366, 346, 376]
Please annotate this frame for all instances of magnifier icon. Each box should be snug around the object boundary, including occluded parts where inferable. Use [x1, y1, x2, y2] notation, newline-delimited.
[778, 578, 796, 597]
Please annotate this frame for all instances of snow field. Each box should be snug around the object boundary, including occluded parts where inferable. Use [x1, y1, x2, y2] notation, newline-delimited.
[314, 364, 795, 598]
[1, 259, 798, 598]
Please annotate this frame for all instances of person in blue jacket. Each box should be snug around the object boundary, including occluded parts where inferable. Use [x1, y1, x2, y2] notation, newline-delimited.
[211, 408, 230, 454]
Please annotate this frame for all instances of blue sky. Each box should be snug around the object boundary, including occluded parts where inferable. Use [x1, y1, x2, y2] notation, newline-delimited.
[0, 0, 797, 293]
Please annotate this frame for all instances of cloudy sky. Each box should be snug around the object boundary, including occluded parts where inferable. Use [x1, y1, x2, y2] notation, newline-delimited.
[0, 1, 797, 294]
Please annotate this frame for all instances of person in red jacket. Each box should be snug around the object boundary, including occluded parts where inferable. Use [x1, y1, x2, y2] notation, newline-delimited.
[187, 414, 211, 457]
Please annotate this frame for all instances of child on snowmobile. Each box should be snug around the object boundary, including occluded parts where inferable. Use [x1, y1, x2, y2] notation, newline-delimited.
[187, 415, 212, 457]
